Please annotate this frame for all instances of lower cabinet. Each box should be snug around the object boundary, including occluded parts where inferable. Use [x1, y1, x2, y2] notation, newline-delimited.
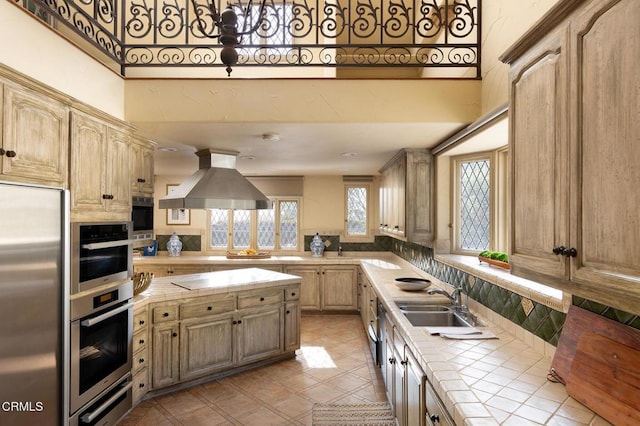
[426, 380, 455, 426]
[284, 265, 357, 312]
[149, 284, 300, 390]
[381, 312, 426, 426]
[132, 306, 150, 403]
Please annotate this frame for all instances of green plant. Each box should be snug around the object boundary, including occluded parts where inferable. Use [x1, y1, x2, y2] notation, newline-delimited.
[478, 250, 509, 263]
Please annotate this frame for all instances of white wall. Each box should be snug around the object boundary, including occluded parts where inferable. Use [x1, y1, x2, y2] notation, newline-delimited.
[0, 2, 125, 118]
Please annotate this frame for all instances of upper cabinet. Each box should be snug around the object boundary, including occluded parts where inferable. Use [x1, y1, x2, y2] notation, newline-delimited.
[130, 137, 155, 195]
[379, 148, 434, 244]
[501, 0, 640, 314]
[69, 111, 132, 222]
[1, 83, 69, 187]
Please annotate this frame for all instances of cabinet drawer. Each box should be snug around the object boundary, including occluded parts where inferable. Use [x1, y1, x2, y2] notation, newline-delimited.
[238, 290, 284, 309]
[132, 367, 149, 404]
[180, 294, 236, 320]
[285, 286, 300, 301]
[132, 328, 148, 354]
[134, 308, 148, 331]
[132, 346, 148, 375]
[152, 304, 179, 323]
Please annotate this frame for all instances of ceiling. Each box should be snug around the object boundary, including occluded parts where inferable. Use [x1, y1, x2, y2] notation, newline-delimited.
[144, 121, 468, 177]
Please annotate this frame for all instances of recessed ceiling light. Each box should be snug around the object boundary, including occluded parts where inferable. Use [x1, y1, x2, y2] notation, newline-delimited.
[240, 155, 256, 160]
[158, 146, 177, 152]
[262, 133, 280, 142]
[341, 152, 358, 157]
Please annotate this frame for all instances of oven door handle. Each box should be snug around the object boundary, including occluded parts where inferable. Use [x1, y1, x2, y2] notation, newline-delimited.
[81, 302, 134, 327]
[81, 239, 134, 250]
[79, 381, 133, 424]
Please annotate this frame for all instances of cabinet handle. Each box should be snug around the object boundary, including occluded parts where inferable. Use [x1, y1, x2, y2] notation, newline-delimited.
[139, 320, 145, 325]
[430, 414, 440, 423]
[232, 320, 237, 325]
[564, 247, 577, 258]
[286, 310, 290, 314]
[388, 357, 395, 364]
[139, 358, 144, 363]
[102, 194, 109, 200]
[400, 360, 408, 366]
[139, 339, 145, 345]
[0, 148, 5, 155]
[207, 306, 212, 311]
[291, 292, 296, 296]
[139, 383, 145, 388]
[260, 297, 265, 301]
[163, 312, 169, 317]
[171, 332, 177, 337]
[137, 178, 145, 183]
[238, 320, 242, 324]
[552, 246, 566, 255]
[5, 150, 16, 158]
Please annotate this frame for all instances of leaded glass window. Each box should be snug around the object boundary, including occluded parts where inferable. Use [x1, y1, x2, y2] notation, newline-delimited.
[233, 210, 251, 248]
[257, 207, 275, 249]
[346, 186, 368, 236]
[210, 209, 228, 248]
[279, 201, 298, 249]
[459, 159, 490, 250]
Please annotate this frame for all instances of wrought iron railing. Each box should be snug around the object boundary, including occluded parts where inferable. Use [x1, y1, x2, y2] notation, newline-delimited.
[16, 0, 481, 77]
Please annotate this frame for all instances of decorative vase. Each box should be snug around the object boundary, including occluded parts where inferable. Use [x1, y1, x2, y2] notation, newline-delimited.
[166, 232, 182, 257]
[310, 233, 325, 257]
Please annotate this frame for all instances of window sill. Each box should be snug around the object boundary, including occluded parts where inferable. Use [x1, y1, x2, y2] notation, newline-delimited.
[435, 254, 570, 313]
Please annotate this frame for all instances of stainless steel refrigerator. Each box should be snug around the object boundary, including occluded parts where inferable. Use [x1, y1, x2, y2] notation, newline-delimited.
[0, 181, 69, 426]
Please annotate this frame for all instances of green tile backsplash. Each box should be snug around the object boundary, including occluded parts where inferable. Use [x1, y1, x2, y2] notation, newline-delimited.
[156, 234, 201, 251]
[387, 239, 638, 346]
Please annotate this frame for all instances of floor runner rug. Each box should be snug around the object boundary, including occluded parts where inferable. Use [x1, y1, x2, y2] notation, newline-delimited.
[311, 401, 395, 425]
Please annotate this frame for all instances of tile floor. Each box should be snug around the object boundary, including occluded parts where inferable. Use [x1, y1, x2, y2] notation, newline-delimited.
[120, 315, 387, 425]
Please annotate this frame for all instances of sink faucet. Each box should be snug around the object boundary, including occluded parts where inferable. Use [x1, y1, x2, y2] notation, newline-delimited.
[427, 287, 462, 307]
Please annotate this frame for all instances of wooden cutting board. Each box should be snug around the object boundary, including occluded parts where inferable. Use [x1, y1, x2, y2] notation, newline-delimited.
[565, 333, 640, 426]
[552, 305, 640, 425]
[551, 305, 640, 382]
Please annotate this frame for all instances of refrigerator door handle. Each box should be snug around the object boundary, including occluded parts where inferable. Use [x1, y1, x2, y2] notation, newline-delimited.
[79, 381, 133, 424]
[81, 302, 134, 327]
[81, 239, 135, 250]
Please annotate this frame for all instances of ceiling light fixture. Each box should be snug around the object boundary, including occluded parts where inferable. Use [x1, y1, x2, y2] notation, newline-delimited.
[341, 152, 358, 157]
[158, 146, 178, 152]
[190, 0, 268, 76]
[262, 133, 280, 142]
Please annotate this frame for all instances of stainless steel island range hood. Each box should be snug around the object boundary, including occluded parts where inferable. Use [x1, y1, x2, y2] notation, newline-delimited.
[159, 149, 273, 210]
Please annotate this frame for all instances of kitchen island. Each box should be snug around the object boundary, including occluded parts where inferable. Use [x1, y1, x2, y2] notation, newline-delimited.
[131, 255, 606, 425]
[131, 267, 302, 401]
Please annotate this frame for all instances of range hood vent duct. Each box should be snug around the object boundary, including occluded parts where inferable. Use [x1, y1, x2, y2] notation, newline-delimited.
[159, 149, 273, 210]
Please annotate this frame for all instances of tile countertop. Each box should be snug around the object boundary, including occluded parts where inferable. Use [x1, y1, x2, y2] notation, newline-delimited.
[134, 254, 609, 425]
[133, 267, 302, 305]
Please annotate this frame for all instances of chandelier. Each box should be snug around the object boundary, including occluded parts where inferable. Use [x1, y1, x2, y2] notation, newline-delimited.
[190, 0, 268, 76]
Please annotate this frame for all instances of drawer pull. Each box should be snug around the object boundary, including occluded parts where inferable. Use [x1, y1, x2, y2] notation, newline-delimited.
[139, 358, 145, 363]
[172, 332, 177, 337]
[291, 292, 296, 296]
[163, 312, 169, 317]
[286, 310, 290, 314]
[139, 339, 145, 345]
[139, 383, 145, 389]
[260, 297, 265, 301]
[139, 320, 145, 326]
[207, 306, 212, 310]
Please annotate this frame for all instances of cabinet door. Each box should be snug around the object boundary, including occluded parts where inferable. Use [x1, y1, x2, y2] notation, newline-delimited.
[131, 140, 155, 195]
[180, 315, 234, 381]
[406, 351, 425, 426]
[392, 344, 405, 426]
[509, 26, 570, 282]
[568, 0, 640, 309]
[70, 112, 107, 212]
[236, 306, 284, 365]
[284, 301, 300, 352]
[322, 266, 357, 311]
[2, 85, 69, 186]
[105, 127, 131, 212]
[285, 266, 321, 310]
[151, 324, 180, 389]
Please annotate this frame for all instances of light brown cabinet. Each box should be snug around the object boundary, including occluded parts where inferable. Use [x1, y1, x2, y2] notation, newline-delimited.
[132, 306, 150, 403]
[379, 148, 434, 244]
[284, 265, 357, 312]
[130, 137, 155, 195]
[1, 83, 69, 187]
[149, 284, 299, 391]
[69, 111, 131, 222]
[501, 0, 640, 314]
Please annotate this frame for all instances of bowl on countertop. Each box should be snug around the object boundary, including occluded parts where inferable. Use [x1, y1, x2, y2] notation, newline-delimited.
[394, 277, 431, 291]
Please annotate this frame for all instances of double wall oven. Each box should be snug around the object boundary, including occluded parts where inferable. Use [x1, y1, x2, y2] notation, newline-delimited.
[70, 222, 134, 425]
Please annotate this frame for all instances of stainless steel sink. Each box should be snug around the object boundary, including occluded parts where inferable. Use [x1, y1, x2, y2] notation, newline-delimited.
[402, 311, 475, 327]
[396, 304, 451, 312]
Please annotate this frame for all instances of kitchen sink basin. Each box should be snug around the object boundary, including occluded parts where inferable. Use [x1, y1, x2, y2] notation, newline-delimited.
[396, 304, 451, 312]
[402, 311, 474, 327]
